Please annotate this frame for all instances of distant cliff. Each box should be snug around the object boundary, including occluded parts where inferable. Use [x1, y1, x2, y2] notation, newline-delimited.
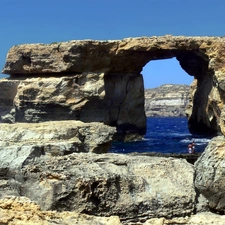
[145, 84, 190, 117]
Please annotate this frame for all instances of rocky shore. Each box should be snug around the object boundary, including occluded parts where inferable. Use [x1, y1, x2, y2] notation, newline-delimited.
[1, 36, 225, 224]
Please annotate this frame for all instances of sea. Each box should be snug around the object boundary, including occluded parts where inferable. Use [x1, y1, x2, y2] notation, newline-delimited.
[109, 117, 212, 154]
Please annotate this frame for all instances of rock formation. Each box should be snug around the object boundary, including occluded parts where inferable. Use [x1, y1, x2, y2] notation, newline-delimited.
[0, 152, 196, 223]
[145, 84, 189, 117]
[2, 35, 225, 224]
[195, 135, 225, 213]
[2, 36, 225, 137]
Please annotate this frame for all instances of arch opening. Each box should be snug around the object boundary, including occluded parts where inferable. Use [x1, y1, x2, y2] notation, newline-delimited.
[109, 50, 217, 155]
[141, 57, 208, 155]
[142, 58, 193, 89]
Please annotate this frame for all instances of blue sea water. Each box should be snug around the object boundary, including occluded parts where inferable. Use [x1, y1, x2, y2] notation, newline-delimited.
[110, 117, 211, 154]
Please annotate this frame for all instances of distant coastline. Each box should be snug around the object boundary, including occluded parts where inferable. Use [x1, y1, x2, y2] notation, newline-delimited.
[145, 84, 189, 117]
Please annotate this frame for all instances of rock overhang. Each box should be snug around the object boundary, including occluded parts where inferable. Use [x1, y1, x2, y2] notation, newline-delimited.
[2, 35, 223, 75]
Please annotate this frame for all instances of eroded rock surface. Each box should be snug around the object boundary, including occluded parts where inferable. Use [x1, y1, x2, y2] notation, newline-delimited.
[195, 136, 225, 213]
[0, 196, 121, 225]
[1, 153, 195, 223]
[2, 36, 225, 224]
[1, 197, 225, 225]
[0, 74, 106, 123]
[140, 212, 225, 225]
[0, 121, 116, 166]
[0, 73, 145, 140]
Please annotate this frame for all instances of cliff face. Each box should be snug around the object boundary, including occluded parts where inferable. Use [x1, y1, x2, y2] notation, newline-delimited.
[145, 84, 189, 117]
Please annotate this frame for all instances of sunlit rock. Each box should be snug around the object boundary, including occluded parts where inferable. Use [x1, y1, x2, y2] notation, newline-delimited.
[0, 196, 122, 225]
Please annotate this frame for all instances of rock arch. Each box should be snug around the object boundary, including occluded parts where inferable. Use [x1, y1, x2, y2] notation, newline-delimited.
[1, 36, 225, 140]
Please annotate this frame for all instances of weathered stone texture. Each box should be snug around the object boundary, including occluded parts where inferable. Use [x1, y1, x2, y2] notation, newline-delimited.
[0, 196, 122, 225]
[0, 121, 116, 164]
[1, 197, 225, 225]
[195, 136, 225, 213]
[0, 80, 19, 123]
[141, 212, 225, 225]
[12, 74, 105, 123]
[0, 73, 145, 140]
[9, 153, 195, 222]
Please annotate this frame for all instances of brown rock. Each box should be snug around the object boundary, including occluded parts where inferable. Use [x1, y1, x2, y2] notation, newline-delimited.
[0, 196, 122, 225]
[1, 36, 222, 75]
[0, 73, 145, 141]
[140, 212, 225, 225]
[9, 74, 106, 123]
[1, 197, 225, 225]
[3, 35, 225, 224]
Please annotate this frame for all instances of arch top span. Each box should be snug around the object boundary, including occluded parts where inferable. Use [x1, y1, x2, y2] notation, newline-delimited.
[2, 36, 225, 139]
[2, 36, 222, 75]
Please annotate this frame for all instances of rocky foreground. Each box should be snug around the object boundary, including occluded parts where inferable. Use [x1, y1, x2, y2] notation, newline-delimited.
[2, 36, 225, 224]
[1, 144, 225, 225]
[1, 198, 225, 225]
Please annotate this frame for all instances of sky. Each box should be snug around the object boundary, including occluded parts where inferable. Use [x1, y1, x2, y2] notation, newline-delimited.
[0, 0, 225, 88]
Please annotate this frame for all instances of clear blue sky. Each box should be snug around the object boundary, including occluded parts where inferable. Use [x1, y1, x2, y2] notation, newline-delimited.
[1, 0, 225, 88]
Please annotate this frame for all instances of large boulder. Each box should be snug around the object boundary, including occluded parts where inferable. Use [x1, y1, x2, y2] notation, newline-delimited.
[0, 121, 116, 199]
[0, 121, 116, 171]
[11, 153, 196, 222]
[195, 136, 225, 213]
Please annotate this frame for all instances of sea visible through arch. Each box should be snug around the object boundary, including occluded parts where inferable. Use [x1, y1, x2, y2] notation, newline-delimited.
[110, 117, 211, 154]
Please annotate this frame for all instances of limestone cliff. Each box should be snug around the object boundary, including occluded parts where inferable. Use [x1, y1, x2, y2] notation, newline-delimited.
[145, 84, 189, 117]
